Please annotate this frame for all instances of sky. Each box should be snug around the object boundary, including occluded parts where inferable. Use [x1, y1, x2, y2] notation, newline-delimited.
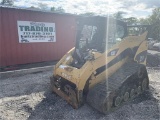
[2, 0, 160, 18]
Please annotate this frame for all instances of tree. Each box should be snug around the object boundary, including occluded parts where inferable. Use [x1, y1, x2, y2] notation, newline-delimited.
[51, 6, 55, 12]
[124, 17, 138, 25]
[28, 6, 40, 10]
[55, 7, 65, 13]
[148, 7, 160, 41]
[139, 18, 150, 25]
[80, 12, 95, 16]
[38, 3, 48, 10]
[149, 7, 160, 23]
[1, 0, 14, 6]
[114, 11, 126, 20]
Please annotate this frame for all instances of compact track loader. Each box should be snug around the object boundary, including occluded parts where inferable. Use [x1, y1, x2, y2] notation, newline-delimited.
[50, 16, 149, 114]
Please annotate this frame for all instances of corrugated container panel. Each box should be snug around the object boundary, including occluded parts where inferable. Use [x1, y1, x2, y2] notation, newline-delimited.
[0, 7, 76, 67]
[1, 7, 8, 67]
[0, 7, 2, 66]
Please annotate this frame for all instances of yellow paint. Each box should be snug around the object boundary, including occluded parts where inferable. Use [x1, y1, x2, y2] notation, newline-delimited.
[52, 31, 148, 102]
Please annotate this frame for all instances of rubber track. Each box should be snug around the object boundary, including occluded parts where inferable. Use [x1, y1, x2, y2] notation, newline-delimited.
[86, 62, 143, 114]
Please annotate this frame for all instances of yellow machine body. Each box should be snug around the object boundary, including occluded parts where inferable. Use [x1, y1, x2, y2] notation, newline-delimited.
[50, 16, 149, 113]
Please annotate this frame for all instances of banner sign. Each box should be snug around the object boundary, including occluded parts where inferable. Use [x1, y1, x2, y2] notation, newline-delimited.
[17, 21, 56, 43]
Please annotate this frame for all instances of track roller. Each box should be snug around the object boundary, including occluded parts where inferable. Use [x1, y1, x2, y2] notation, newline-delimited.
[137, 86, 142, 95]
[86, 62, 149, 114]
[114, 96, 122, 107]
[130, 88, 135, 98]
[123, 92, 129, 102]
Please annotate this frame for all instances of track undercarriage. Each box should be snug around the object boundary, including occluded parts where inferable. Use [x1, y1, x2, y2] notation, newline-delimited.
[87, 62, 149, 114]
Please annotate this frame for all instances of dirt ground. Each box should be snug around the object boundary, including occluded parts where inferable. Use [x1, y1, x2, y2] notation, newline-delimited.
[0, 66, 159, 120]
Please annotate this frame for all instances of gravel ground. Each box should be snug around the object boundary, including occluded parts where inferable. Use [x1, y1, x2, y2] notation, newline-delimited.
[0, 66, 160, 120]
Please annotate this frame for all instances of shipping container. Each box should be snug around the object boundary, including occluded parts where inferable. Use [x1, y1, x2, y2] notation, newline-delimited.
[0, 6, 76, 68]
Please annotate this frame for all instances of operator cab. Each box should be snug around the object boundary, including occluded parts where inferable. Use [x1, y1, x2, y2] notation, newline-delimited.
[76, 16, 127, 52]
[72, 16, 128, 68]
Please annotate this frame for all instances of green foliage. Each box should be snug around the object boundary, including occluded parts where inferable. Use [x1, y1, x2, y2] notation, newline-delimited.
[80, 12, 95, 16]
[51, 6, 55, 12]
[136, 7, 160, 41]
[55, 7, 65, 13]
[124, 17, 138, 25]
[138, 18, 150, 25]
[51, 6, 65, 13]
[29, 6, 40, 10]
[114, 7, 160, 41]
[149, 7, 160, 23]
[38, 3, 48, 10]
[151, 22, 160, 40]
[148, 7, 160, 41]
[1, 0, 13, 6]
[114, 11, 126, 20]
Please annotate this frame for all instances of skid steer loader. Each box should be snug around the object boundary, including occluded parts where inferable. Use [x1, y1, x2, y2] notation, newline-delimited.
[50, 16, 149, 114]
